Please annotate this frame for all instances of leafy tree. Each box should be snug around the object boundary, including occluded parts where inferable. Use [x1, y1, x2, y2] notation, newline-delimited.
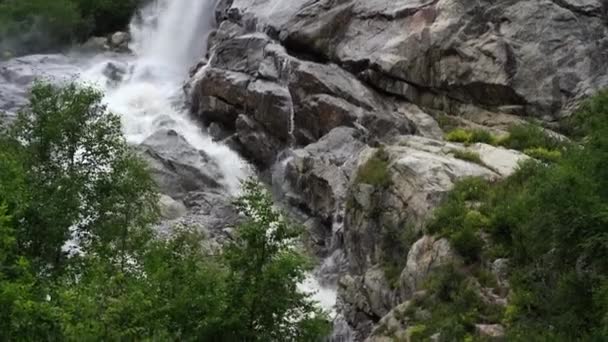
[0, 83, 329, 341]
[2, 82, 158, 272]
[0, 204, 63, 341]
[0, 0, 143, 55]
[221, 180, 330, 341]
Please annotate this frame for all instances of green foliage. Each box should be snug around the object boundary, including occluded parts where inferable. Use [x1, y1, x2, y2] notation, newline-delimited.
[409, 264, 504, 341]
[423, 90, 608, 339]
[565, 89, 608, 138]
[427, 178, 492, 264]
[427, 177, 490, 235]
[445, 128, 498, 145]
[221, 180, 330, 340]
[470, 129, 498, 145]
[445, 128, 472, 143]
[523, 147, 562, 163]
[73, 0, 142, 37]
[356, 148, 392, 188]
[381, 225, 421, 288]
[0, 204, 62, 341]
[499, 124, 563, 151]
[436, 114, 460, 131]
[0, 0, 82, 54]
[0, 83, 329, 340]
[2, 82, 158, 271]
[452, 149, 483, 165]
[0, 0, 142, 55]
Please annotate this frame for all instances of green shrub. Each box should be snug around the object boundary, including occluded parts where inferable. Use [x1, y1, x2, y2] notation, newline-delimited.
[424, 91, 608, 340]
[524, 147, 562, 163]
[470, 129, 497, 145]
[408, 324, 427, 341]
[356, 148, 392, 188]
[381, 224, 421, 288]
[410, 264, 504, 339]
[445, 128, 473, 143]
[445, 128, 498, 145]
[450, 225, 483, 264]
[500, 124, 563, 151]
[452, 149, 483, 165]
[564, 89, 608, 138]
[437, 114, 461, 131]
[427, 177, 490, 236]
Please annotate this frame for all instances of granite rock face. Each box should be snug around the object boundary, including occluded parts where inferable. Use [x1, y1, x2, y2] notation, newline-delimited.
[186, 0, 607, 339]
[207, 0, 607, 123]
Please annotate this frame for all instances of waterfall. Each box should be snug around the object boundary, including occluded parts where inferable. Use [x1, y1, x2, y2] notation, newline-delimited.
[81, 0, 248, 194]
[130, 0, 216, 74]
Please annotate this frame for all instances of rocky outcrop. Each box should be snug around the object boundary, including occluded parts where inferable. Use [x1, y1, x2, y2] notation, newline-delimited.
[338, 137, 525, 335]
[398, 236, 455, 301]
[211, 0, 608, 122]
[185, 0, 607, 340]
[137, 129, 224, 200]
[343, 136, 525, 276]
[188, 23, 423, 169]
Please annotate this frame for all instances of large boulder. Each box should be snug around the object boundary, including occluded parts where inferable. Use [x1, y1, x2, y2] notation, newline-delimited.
[137, 129, 224, 200]
[109, 31, 131, 52]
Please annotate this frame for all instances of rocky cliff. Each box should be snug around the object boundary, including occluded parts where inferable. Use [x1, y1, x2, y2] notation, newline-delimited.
[187, 0, 608, 339]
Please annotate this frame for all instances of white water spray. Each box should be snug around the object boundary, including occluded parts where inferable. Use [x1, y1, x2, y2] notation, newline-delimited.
[82, 0, 248, 194]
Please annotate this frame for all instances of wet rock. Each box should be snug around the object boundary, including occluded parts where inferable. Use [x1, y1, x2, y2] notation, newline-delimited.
[81, 36, 110, 52]
[366, 301, 414, 342]
[102, 62, 127, 84]
[0, 54, 80, 115]
[286, 127, 366, 223]
[137, 129, 224, 200]
[188, 25, 419, 168]
[110, 31, 131, 52]
[159, 194, 187, 220]
[232, 114, 282, 167]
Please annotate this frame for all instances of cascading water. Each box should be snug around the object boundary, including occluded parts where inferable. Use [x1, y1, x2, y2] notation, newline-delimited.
[0, 0, 341, 331]
[80, 0, 248, 194]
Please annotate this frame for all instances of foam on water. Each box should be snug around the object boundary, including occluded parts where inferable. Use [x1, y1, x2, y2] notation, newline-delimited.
[80, 0, 248, 194]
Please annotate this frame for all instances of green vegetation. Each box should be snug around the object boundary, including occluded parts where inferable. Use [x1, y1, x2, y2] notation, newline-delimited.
[423, 90, 608, 339]
[499, 124, 563, 151]
[0, 0, 142, 55]
[436, 114, 461, 131]
[381, 224, 421, 288]
[0, 83, 329, 340]
[355, 148, 392, 188]
[445, 128, 498, 145]
[427, 177, 489, 263]
[444, 122, 568, 165]
[451, 149, 483, 166]
[523, 147, 562, 163]
[408, 264, 504, 341]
